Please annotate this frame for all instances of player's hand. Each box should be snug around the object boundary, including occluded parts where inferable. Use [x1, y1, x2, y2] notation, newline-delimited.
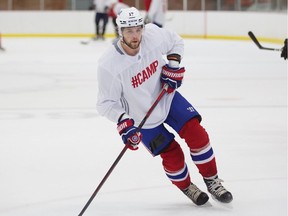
[161, 64, 185, 93]
[281, 39, 287, 60]
[117, 117, 142, 150]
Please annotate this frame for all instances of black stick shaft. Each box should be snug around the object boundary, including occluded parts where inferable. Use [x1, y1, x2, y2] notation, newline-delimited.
[78, 146, 128, 216]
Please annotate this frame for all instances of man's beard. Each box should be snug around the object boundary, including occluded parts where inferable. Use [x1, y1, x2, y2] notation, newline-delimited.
[122, 37, 141, 50]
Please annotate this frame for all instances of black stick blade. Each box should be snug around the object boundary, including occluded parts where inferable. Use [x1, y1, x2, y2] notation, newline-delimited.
[248, 31, 282, 51]
[248, 31, 263, 49]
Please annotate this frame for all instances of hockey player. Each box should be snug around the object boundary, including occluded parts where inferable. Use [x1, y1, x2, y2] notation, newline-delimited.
[96, 7, 233, 205]
[144, 0, 167, 27]
[93, 0, 110, 40]
[281, 39, 287, 60]
[108, 0, 129, 38]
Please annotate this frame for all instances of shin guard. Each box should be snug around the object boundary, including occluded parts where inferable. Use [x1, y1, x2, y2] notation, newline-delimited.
[160, 140, 191, 190]
[179, 118, 217, 178]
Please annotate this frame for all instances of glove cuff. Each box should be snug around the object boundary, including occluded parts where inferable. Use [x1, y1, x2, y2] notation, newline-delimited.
[117, 118, 134, 134]
[162, 66, 185, 81]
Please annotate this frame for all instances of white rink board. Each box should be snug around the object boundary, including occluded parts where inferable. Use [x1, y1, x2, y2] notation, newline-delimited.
[0, 11, 286, 39]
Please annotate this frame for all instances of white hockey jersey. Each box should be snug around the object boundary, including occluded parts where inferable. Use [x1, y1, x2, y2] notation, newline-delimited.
[93, 0, 110, 13]
[96, 24, 184, 129]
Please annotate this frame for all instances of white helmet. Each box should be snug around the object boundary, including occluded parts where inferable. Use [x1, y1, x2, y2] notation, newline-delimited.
[116, 7, 144, 28]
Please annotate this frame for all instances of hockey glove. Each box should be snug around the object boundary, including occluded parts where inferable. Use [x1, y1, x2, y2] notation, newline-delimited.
[281, 39, 287, 60]
[117, 117, 142, 150]
[161, 64, 185, 93]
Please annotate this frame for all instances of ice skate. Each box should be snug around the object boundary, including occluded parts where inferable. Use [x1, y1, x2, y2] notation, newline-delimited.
[204, 176, 233, 203]
[182, 182, 209, 205]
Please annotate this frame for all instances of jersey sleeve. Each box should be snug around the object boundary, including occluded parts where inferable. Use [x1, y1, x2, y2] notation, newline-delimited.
[145, 24, 184, 60]
[96, 64, 125, 123]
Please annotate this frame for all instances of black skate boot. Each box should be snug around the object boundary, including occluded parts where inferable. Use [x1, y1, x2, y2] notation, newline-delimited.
[182, 183, 209, 205]
[204, 176, 233, 203]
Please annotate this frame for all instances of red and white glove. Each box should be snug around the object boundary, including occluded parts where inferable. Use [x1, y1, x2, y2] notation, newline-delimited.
[117, 114, 142, 150]
[161, 64, 185, 93]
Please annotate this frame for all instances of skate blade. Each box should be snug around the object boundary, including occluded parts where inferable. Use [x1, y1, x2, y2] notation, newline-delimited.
[211, 196, 233, 209]
[202, 200, 213, 207]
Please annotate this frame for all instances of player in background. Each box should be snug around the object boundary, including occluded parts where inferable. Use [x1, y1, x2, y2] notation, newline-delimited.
[96, 7, 233, 205]
[281, 39, 287, 60]
[93, 0, 110, 40]
[108, 0, 129, 38]
[0, 32, 5, 51]
[144, 0, 167, 27]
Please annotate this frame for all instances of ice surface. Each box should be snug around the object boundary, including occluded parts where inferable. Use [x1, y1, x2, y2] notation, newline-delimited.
[0, 37, 286, 216]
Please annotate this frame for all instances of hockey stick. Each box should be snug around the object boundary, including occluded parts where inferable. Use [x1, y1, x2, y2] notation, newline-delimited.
[80, 38, 95, 45]
[248, 31, 282, 51]
[78, 84, 168, 216]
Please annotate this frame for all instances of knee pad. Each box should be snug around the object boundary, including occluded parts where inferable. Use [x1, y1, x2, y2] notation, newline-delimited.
[179, 118, 210, 151]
